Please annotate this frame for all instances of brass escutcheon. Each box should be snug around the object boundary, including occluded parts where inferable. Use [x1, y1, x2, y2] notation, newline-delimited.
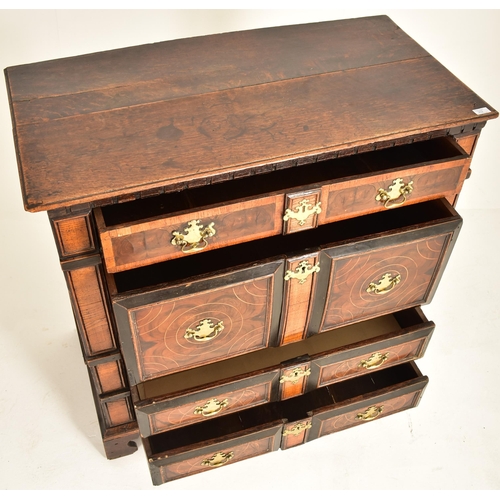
[283, 199, 322, 226]
[359, 352, 390, 370]
[184, 319, 224, 342]
[282, 421, 312, 437]
[375, 178, 414, 209]
[279, 366, 311, 385]
[284, 260, 320, 284]
[201, 451, 234, 468]
[366, 273, 401, 295]
[356, 405, 384, 421]
[171, 219, 216, 253]
[194, 398, 229, 417]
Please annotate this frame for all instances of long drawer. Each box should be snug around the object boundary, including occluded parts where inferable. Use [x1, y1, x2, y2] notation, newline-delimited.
[132, 307, 433, 437]
[109, 198, 460, 385]
[96, 137, 468, 273]
[145, 361, 428, 485]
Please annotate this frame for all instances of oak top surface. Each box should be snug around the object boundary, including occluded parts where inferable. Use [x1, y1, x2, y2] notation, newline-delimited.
[5, 15, 498, 212]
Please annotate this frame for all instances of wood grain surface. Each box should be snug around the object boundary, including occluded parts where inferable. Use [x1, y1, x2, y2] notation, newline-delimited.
[5, 16, 496, 212]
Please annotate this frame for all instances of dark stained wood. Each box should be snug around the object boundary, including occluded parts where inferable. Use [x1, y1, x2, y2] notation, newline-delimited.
[5, 18, 497, 212]
[6, 16, 429, 121]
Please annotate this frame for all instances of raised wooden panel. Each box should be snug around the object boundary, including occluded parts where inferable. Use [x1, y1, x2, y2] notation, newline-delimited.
[92, 359, 127, 394]
[280, 253, 319, 345]
[283, 189, 321, 234]
[114, 260, 284, 383]
[103, 396, 135, 427]
[51, 212, 96, 258]
[281, 419, 312, 450]
[98, 195, 284, 273]
[65, 265, 117, 356]
[319, 233, 452, 332]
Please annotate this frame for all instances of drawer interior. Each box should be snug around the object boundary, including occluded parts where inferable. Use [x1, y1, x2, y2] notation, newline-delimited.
[146, 361, 422, 456]
[100, 137, 466, 227]
[112, 198, 457, 294]
[137, 308, 426, 401]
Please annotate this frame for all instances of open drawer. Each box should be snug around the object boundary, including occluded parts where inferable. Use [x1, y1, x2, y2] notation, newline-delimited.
[96, 136, 468, 273]
[132, 307, 433, 437]
[144, 361, 428, 485]
[109, 199, 459, 385]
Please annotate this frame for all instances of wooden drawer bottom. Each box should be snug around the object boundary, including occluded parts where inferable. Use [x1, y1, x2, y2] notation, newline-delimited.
[145, 361, 427, 485]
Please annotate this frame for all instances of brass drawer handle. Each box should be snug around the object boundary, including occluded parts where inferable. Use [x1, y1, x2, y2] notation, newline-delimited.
[356, 405, 384, 421]
[201, 451, 234, 468]
[282, 421, 312, 437]
[284, 260, 320, 284]
[279, 367, 311, 385]
[184, 319, 224, 342]
[171, 219, 216, 253]
[194, 398, 229, 417]
[375, 178, 414, 209]
[283, 199, 322, 225]
[359, 352, 390, 370]
[366, 273, 401, 295]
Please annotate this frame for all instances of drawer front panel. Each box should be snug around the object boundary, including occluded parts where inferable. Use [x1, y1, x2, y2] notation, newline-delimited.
[99, 196, 284, 273]
[114, 261, 283, 384]
[148, 424, 283, 484]
[319, 232, 452, 332]
[313, 329, 432, 387]
[314, 384, 425, 439]
[320, 160, 467, 224]
[136, 371, 280, 436]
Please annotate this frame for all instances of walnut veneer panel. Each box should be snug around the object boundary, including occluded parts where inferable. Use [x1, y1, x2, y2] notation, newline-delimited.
[113, 260, 283, 383]
[98, 195, 284, 273]
[320, 233, 452, 331]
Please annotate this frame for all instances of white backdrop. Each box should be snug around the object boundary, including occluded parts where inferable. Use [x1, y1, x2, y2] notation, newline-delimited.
[0, 9, 499, 491]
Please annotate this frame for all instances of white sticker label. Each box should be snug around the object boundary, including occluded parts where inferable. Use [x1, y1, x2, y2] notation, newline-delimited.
[473, 107, 491, 115]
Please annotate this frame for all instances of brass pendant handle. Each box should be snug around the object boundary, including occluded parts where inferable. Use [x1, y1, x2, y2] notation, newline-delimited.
[282, 421, 312, 437]
[359, 352, 389, 370]
[279, 367, 311, 385]
[171, 219, 216, 253]
[184, 319, 224, 342]
[284, 260, 320, 284]
[283, 199, 322, 225]
[375, 178, 414, 209]
[201, 451, 234, 468]
[356, 405, 384, 421]
[194, 398, 229, 417]
[366, 273, 401, 295]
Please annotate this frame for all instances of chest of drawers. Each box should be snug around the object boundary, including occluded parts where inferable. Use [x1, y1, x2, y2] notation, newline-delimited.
[5, 15, 497, 485]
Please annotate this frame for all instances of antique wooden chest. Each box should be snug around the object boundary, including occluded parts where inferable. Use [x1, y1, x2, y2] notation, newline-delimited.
[5, 15, 497, 485]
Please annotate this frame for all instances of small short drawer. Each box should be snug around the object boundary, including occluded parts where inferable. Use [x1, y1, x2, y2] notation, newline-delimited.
[145, 418, 284, 485]
[306, 361, 428, 441]
[132, 307, 432, 437]
[96, 136, 468, 273]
